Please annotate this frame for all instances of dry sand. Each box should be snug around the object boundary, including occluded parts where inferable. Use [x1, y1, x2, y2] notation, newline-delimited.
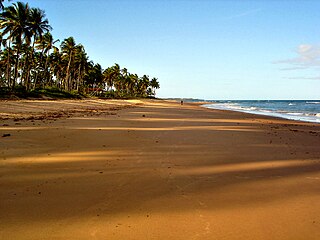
[0, 99, 320, 240]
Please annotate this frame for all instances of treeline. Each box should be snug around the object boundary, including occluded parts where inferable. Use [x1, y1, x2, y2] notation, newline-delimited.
[0, 1, 160, 98]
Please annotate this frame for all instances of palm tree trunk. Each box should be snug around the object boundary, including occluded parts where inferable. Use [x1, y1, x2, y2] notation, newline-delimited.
[6, 41, 11, 88]
[33, 48, 45, 90]
[25, 38, 36, 91]
[65, 53, 72, 91]
[76, 65, 81, 92]
[12, 43, 21, 90]
[43, 54, 50, 88]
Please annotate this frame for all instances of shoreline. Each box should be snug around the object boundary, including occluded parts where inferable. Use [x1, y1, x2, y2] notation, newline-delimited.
[202, 101, 320, 124]
[202, 104, 320, 126]
[1, 99, 320, 239]
[2, 97, 318, 125]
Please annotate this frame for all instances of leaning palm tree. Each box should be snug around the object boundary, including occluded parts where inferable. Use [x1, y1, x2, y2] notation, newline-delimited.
[61, 37, 77, 91]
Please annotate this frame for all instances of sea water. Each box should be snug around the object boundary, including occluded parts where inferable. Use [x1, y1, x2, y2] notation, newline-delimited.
[203, 100, 320, 123]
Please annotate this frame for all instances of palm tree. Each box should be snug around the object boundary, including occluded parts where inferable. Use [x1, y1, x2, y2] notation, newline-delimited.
[61, 37, 77, 91]
[19, 42, 33, 86]
[0, 1, 160, 96]
[104, 63, 121, 93]
[3, 39, 12, 86]
[138, 75, 150, 97]
[49, 46, 63, 88]
[27, 7, 51, 89]
[33, 32, 57, 88]
[113, 64, 126, 95]
[0, 2, 31, 88]
[121, 67, 133, 95]
[121, 67, 128, 78]
[150, 77, 160, 97]
[103, 67, 113, 91]
[0, 47, 14, 86]
[28, 7, 51, 42]
[130, 73, 139, 95]
[74, 44, 89, 91]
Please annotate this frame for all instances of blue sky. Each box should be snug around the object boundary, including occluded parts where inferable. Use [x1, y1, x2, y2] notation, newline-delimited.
[14, 0, 320, 99]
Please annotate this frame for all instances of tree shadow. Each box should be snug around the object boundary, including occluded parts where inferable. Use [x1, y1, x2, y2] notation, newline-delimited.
[1, 102, 320, 225]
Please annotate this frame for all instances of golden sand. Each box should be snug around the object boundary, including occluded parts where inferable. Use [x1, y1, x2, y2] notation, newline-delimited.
[1, 99, 319, 239]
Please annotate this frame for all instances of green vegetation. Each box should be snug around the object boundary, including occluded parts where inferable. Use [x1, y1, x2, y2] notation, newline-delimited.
[0, 86, 84, 99]
[0, 1, 160, 99]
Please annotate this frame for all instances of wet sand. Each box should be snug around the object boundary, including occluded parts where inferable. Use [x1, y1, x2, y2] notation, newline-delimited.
[0, 99, 320, 239]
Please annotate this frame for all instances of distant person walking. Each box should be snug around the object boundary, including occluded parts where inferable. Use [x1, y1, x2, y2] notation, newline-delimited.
[181, 100, 184, 105]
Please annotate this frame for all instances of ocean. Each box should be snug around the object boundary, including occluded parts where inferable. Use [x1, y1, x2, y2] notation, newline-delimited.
[202, 100, 320, 123]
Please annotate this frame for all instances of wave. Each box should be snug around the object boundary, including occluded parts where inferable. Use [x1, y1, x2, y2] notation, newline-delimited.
[306, 101, 320, 104]
[287, 112, 304, 116]
[203, 103, 320, 124]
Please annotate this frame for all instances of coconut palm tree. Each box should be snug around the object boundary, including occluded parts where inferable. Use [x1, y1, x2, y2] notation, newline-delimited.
[84, 62, 103, 94]
[103, 67, 113, 91]
[0, 1, 160, 96]
[28, 7, 51, 42]
[129, 73, 139, 95]
[149, 77, 160, 96]
[19, 42, 33, 85]
[74, 44, 89, 91]
[104, 63, 121, 93]
[49, 46, 63, 88]
[33, 32, 57, 88]
[0, 2, 31, 88]
[61, 37, 77, 91]
[112, 64, 126, 94]
[92, 63, 103, 88]
[2, 39, 12, 86]
[0, 46, 14, 86]
[26, 7, 51, 89]
[138, 75, 150, 96]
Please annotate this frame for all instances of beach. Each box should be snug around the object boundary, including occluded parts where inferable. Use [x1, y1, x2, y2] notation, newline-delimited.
[1, 99, 320, 239]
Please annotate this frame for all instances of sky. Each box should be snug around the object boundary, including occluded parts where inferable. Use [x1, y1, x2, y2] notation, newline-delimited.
[10, 0, 320, 100]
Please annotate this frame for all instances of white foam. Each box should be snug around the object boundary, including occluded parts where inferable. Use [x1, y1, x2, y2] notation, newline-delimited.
[203, 103, 320, 124]
[287, 112, 304, 116]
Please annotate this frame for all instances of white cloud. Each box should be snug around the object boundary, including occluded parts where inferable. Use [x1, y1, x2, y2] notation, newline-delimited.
[274, 44, 320, 69]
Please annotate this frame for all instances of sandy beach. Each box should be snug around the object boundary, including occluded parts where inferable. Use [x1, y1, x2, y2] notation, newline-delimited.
[1, 99, 320, 240]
